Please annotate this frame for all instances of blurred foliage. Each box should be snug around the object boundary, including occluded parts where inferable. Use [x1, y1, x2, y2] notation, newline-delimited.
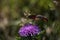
[0, 0, 60, 40]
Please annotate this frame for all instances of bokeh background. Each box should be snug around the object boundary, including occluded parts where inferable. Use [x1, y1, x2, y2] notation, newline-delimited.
[0, 0, 60, 40]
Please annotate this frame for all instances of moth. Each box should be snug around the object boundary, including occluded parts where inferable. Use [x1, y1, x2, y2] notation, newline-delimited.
[28, 15, 48, 22]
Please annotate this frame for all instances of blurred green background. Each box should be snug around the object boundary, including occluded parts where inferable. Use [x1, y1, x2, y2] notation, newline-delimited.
[0, 0, 60, 40]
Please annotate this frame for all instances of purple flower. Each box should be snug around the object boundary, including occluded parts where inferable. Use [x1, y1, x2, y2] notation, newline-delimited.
[18, 24, 40, 37]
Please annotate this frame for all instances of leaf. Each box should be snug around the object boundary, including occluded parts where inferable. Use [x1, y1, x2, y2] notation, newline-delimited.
[38, 0, 55, 9]
[48, 2, 55, 10]
[29, 0, 37, 5]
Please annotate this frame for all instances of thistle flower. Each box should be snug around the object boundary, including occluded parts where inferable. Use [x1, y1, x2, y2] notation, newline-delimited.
[18, 24, 40, 37]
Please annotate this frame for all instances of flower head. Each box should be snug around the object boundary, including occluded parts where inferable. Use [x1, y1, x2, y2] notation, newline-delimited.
[18, 24, 40, 37]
